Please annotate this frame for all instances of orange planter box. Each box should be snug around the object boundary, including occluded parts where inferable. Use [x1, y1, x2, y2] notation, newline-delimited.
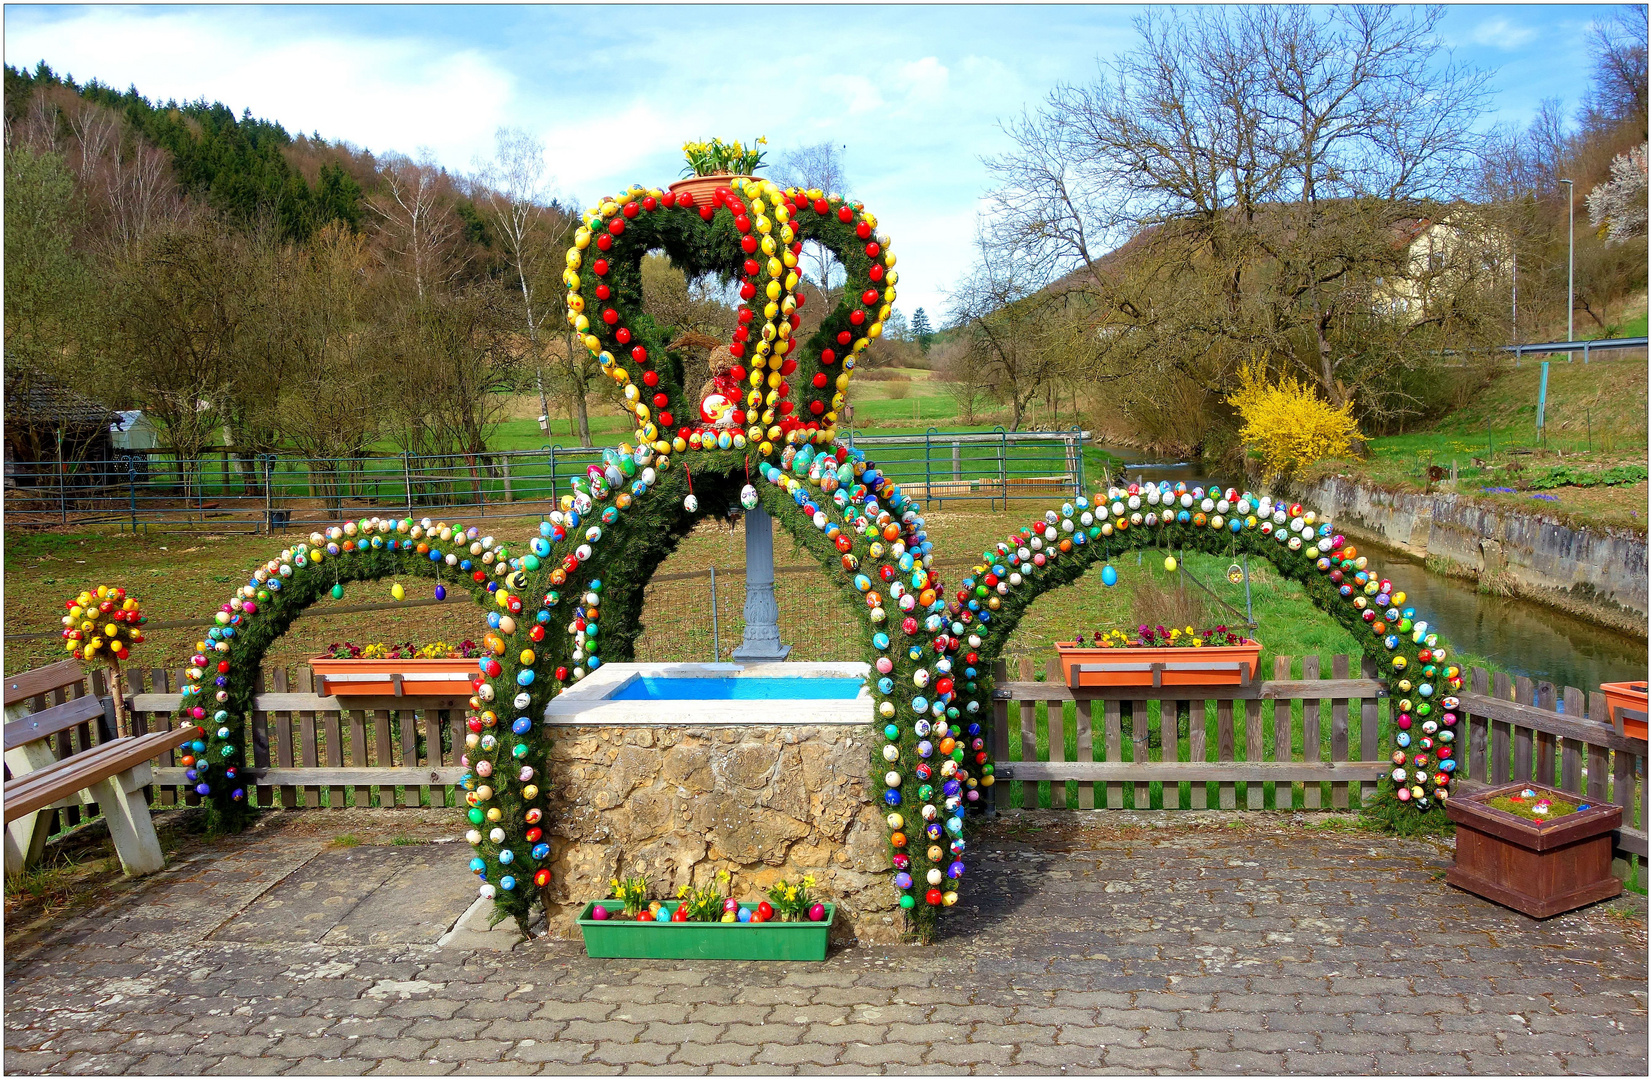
[310, 656, 479, 698]
[1599, 680, 1648, 741]
[1055, 641, 1263, 690]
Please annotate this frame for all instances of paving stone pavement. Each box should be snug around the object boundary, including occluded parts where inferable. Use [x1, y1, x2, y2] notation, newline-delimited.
[3, 808, 1646, 1075]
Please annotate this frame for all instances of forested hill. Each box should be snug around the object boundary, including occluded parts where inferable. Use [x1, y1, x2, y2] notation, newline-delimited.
[5, 61, 365, 241]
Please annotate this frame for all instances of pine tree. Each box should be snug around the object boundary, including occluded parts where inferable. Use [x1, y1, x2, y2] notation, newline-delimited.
[912, 306, 934, 353]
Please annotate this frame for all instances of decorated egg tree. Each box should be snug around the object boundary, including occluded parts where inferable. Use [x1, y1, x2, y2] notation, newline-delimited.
[61, 584, 147, 736]
[173, 168, 1458, 944]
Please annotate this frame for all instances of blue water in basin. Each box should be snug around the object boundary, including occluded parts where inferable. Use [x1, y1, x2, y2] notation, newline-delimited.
[609, 676, 864, 701]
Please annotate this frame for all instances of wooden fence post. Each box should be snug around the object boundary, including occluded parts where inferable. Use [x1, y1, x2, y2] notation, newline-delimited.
[990, 660, 1009, 818]
[1330, 655, 1351, 810]
[1359, 656, 1379, 807]
[1302, 656, 1322, 810]
[1217, 698, 1236, 810]
[1560, 686, 1585, 793]
[1075, 698, 1093, 810]
[1104, 699, 1123, 810]
[1018, 657, 1038, 810]
[1272, 656, 1293, 810]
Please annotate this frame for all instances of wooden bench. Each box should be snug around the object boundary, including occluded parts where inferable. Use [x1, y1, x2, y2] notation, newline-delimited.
[4, 661, 195, 878]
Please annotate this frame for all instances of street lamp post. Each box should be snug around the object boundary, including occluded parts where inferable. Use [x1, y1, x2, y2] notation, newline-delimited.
[1560, 178, 1574, 348]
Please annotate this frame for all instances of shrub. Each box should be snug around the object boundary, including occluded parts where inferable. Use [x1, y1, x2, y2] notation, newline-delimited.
[1226, 359, 1366, 479]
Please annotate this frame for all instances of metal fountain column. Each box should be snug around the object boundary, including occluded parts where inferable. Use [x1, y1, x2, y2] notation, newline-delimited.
[731, 504, 791, 662]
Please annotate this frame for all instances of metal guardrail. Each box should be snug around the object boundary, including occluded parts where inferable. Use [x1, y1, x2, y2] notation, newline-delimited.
[1506, 336, 1647, 364]
[3, 429, 1093, 533]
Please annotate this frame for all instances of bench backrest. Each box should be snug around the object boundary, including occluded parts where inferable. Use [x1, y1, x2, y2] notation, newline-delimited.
[4, 660, 89, 707]
[4, 695, 106, 752]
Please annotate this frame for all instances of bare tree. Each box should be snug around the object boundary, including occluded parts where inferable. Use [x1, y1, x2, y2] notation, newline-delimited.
[980, 3, 1495, 420]
[471, 127, 581, 438]
[1583, 5, 1649, 136]
[775, 141, 850, 291]
[946, 233, 1081, 431]
[101, 216, 253, 498]
[383, 281, 522, 500]
[933, 338, 992, 425]
[368, 152, 465, 302]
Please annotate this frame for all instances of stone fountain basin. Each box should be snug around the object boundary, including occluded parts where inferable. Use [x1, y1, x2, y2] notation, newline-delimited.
[541, 662, 873, 727]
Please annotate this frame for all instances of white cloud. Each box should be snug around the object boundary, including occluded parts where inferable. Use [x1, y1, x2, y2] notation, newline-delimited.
[817, 73, 887, 117]
[894, 57, 950, 106]
[1470, 17, 1538, 50]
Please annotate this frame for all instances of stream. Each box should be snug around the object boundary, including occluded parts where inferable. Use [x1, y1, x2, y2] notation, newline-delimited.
[1098, 443, 1648, 694]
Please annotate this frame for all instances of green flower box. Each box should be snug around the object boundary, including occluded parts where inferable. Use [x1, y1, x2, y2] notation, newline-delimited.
[576, 901, 835, 961]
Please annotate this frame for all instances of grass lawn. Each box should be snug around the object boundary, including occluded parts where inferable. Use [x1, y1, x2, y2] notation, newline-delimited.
[1303, 355, 1650, 535]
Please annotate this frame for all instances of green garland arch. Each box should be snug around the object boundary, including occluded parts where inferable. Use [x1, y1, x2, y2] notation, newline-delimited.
[171, 173, 1459, 943]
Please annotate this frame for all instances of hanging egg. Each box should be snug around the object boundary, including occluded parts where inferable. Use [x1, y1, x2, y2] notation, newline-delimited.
[331, 584, 344, 600]
[684, 494, 699, 513]
[1101, 565, 1118, 587]
[391, 583, 406, 601]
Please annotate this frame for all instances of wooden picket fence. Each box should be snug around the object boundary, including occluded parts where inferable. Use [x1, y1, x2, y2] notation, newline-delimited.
[11, 655, 1648, 886]
[990, 654, 1647, 882]
[990, 654, 1390, 813]
[125, 664, 468, 811]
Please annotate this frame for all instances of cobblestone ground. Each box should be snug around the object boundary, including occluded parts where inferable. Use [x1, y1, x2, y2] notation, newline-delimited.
[4, 808, 1646, 1075]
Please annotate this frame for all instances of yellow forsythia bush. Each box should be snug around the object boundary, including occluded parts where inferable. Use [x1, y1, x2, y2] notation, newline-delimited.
[1226, 359, 1365, 479]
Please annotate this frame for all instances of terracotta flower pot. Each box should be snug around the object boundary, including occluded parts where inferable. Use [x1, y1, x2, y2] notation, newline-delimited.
[310, 655, 478, 698]
[668, 174, 753, 208]
[1055, 640, 1262, 690]
[1444, 782, 1623, 918]
[1599, 680, 1647, 741]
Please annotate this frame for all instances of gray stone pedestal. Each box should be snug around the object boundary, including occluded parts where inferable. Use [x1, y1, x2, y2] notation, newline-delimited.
[731, 505, 791, 663]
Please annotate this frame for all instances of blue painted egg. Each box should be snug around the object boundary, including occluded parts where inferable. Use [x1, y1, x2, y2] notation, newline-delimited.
[1101, 565, 1118, 587]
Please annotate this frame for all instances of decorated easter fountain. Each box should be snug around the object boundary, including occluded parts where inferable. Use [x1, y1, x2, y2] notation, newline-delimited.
[159, 152, 1496, 951]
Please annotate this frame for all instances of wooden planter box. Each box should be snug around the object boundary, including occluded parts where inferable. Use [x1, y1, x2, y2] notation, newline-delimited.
[1444, 782, 1623, 918]
[1056, 641, 1262, 691]
[1599, 681, 1647, 741]
[576, 901, 834, 961]
[310, 656, 477, 698]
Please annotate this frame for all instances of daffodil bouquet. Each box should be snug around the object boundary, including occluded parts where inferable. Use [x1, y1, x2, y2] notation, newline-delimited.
[681, 137, 768, 178]
[766, 874, 816, 921]
[676, 869, 732, 922]
[609, 873, 650, 918]
[1077, 625, 1247, 649]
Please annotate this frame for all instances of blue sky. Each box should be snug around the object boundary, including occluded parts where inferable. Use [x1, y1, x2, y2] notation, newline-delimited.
[4, 4, 1624, 321]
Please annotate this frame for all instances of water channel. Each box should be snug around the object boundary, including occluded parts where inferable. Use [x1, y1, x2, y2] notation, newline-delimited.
[1099, 444, 1648, 694]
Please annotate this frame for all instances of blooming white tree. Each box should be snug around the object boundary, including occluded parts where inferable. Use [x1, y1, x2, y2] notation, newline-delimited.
[1586, 143, 1649, 246]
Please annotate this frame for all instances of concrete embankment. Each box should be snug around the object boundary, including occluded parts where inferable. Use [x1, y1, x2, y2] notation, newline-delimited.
[1288, 475, 1649, 639]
